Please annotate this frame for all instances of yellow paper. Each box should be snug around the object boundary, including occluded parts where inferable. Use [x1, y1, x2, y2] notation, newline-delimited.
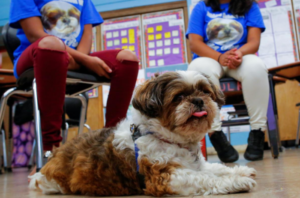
[129, 38, 135, 44]
[129, 46, 135, 51]
[122, 46, 128, 49]
[148, 27, 154, 33]
[129, 29, 135, 37]
[156, 34, 162, 40]
[165, 32, 171, 38]
[156, 25, 163, 31]
[148, 35, 154, 41]
[122, 38, 128, 44]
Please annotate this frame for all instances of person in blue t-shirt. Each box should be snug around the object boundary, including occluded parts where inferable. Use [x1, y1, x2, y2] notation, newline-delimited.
[9, 0, 139, 173]
[186, 0, 268, 162]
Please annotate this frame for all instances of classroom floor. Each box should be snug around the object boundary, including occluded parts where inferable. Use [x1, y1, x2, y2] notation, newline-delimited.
[1, 148, 300, 198]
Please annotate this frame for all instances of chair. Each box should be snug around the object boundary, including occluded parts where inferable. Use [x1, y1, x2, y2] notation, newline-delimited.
[27, 92, 91, 169]
[62, 92, 91, 143]
[1, 23, 109, 172]
[267, 63, 300, 148]
[219, 76, 280, 159]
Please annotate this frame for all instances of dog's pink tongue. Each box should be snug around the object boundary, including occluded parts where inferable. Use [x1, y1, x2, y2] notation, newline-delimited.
[192, 111, 207, 117]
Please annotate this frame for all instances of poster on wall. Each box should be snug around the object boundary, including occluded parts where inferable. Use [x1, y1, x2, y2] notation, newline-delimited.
[292, 0, 300, 58]
[257, 0, 298, 68]
[101, 15, 143, 68]
[87, 27, 98, 98]
[142, 9, 188, 68]
[91, 27, 97, 53]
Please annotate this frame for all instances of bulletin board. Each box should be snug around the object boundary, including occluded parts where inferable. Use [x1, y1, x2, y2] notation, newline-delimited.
[101, 15, 143, 68]
[293, 0, 300, 55]
[257, 0, 299, 68]
[142, 9, 188, 68]
[87, 27, 99, 98]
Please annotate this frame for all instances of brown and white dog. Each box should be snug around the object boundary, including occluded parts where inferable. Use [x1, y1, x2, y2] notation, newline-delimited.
[29, 71, 256, 196]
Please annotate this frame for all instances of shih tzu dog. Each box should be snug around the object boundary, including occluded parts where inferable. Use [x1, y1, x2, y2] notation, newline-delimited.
[29, 71, 256, 196]
[206, 18, 243, 50]
[41, 1, 80, 37]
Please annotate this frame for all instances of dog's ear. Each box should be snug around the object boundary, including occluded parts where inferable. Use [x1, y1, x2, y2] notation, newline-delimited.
[132, 72, 178, 118]
[132, 80, 163, 118]
[208, 79, 225, 109]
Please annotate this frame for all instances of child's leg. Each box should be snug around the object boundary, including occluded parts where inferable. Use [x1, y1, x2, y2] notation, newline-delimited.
[16, 36, 69, 150]
[89, 49, 139, 127]
[226, 55, 269, 131]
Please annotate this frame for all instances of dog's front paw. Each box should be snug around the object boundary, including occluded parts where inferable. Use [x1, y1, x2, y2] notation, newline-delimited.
[230, 176, 256, 193]
[209, 175, 256, 195]
[232, 166, 256, 178]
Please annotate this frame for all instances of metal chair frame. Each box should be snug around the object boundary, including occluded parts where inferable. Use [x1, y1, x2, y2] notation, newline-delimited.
[0, 77, 109, 172]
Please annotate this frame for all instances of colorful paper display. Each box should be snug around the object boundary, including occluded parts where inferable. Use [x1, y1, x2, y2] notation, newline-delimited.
[142, 9, 188, 68]
[101, 15, 142, 68]
[257, 0, 298, 68]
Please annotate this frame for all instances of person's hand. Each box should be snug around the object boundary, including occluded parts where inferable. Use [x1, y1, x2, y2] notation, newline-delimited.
[227, 49, 243, 69]
[218, 49, 236, 68]
[67, 53, 80, 70]
[84, 56, 112, 79]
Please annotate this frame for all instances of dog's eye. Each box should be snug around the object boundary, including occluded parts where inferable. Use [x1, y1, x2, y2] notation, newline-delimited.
[203, 89, 211, 95]
[173, 94, 184, 102]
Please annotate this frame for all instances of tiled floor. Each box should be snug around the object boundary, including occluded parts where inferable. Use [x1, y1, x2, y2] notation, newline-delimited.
[1, 149, 300, 198]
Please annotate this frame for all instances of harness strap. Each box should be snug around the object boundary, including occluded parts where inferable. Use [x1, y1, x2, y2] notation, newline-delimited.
[131, 124, 151, 190]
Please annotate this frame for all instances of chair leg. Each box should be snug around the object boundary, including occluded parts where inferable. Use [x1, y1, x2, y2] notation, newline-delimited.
[84, 124, 92, 133]
[62, 122, 69, 144]
[65, 94, 87, 135]
[226, 126, 231, 143]
[1, 129, 7, 172]
[28, 139, 36, 170]
[78, 94, 87, 135]
[296, 109, 300, 148]
[0, 88, 31, 172]
[5, 138, 13, 172]
[0, 88, 18, 129]
[0, 132, 2, 174]
[266, 92, 279, 159]
[32, 79, 44, 172]
[65, 122, 69, 142]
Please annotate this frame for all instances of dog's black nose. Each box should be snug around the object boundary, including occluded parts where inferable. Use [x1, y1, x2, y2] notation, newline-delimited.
[224, 28, 231, 35]
[63, 18, 71, 24]
[192, 98, 204, 108]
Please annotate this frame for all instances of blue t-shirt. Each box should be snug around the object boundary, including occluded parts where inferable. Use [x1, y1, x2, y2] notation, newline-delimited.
[9, 0, 103, 78]
[186, 1, 265, 60]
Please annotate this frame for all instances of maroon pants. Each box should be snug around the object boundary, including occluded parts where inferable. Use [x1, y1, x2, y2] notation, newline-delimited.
[16, 37, 139, 150]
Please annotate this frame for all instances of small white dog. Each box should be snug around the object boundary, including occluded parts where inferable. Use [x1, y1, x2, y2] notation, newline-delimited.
[29, 71, 256, 196]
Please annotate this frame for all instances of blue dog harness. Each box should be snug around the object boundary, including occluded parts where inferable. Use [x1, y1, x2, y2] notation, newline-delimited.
[130, 124, 153, 190]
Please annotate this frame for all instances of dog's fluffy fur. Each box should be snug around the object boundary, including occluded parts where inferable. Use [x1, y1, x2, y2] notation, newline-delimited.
[29, 71, 256, 196]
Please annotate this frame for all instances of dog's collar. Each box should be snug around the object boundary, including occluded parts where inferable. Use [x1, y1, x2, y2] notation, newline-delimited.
[158, 138, 190, 150]
[130, 124, 153, 142]
[131, 124, 189, 150]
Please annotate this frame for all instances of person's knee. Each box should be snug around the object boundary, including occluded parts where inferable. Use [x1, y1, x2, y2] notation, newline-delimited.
[241, 55, 267, 76]
[38, 36, 66, 51]
[116, 49, 139, 62]
[188, 57, 221, 78]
